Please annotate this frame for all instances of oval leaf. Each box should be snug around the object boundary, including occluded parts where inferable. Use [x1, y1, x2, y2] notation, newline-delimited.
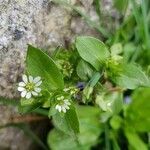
[52, 105, 79, 135]
[114, 64, 150, 89]
[76, 36, 110, 71]
[26, 45, 64, 91]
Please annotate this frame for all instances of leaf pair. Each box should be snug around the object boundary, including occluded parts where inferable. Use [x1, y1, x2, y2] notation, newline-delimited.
[76, 36, 150, 89]
[21, 45, 80, 135]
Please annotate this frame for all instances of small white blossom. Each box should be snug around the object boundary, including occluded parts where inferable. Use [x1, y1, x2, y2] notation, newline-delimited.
[55, 96, 71, 113]
[107, 102, 111, 107]
[18, 75, 42, 99]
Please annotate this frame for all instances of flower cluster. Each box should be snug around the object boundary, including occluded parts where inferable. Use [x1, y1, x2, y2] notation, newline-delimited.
[63, 86, 79, 96]
[55, 96, 71, 113]
[57, 60, 73, 77]
[18, 75, 42, 99]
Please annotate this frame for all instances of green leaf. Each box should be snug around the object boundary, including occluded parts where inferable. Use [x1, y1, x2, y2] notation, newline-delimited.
[113, 0, 128, 13]
[87, 72, 101, 87]
[125, 88, 150, 132]
[52, 105, 79, 135]
[18, 103, 41, 114]
[76, 59, 94, 81]
[114, 63, 150, 89]
[48, 105, 102, 150]
[65, 105, 79, 134]
[83, 72, 101, 102]
[0, 96, 19, 106]
[96, 92, 123, 115]
[48, 106, 57, 118]
[76, 36, 110, 71]
[18, 98, 42, 114]
[26, 45, 64, 91]
[123, 43, 136, 62]
[125, 129, 148, 150]
[47, 129, 78, 150]
[111, 132, 121, 150]
[110, 115, 123, 130]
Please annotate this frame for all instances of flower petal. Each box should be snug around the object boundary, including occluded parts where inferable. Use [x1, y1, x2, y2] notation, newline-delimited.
[22, 75, 28, 83]
[18, 82, 26, 87]
[55, 105, 62, 112]
[33, 76, 41, 83]
[64, 105, 70, 110]
[64, 100, 71, 105]
[55, 105, 60, 110]
[18, 87, 25, 92]
[26, 92, 31, 99]
[21, 91, 27, 97]
[32, 91, 38, 96]
[58, 106, 62, 112]
[62, 107, 66, 113]
[107, 102, 111, 107]
[29, 76, 33, 82]
[34, 88, 41, 93]
[35, 81, 42, 86]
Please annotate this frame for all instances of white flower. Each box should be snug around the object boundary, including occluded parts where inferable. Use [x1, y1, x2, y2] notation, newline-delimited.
[17, 74, 42, 99]
[55, 97, 71, 113]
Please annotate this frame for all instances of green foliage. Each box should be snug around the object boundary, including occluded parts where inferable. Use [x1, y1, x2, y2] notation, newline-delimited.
[76, 59, 94, 81]
[113, 63, 150, 89]
[27, 45, 64, 91]
[125, 129, 148, 150]
[113, 0, 128, 13]
[4, 34, 149, 150]
[52, 105, 79, 135]
[18, 98, 42, 114]
[47, 105, 102, 150]
[76, 36, 110, 71]
[83, 72, 101, 102]
[125, 88, 150, 132]
[0, 96, 19, 106]
[12, 35, 149, 149]
[96, 91, 123, 116]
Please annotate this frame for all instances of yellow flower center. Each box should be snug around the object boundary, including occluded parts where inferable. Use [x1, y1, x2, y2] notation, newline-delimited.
[25, 83, 34, 91]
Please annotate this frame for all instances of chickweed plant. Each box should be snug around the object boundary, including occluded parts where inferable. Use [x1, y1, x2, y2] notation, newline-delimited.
[1, 0, 150, 150]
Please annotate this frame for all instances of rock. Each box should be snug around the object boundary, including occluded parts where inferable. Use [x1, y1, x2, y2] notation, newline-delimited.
[79, 0, 93, 10]
[0, 0, 72, 149]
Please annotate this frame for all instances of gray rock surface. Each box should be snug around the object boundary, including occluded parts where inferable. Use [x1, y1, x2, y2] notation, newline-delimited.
[0, 0, 118, 149]
[0, 0, 72, 149]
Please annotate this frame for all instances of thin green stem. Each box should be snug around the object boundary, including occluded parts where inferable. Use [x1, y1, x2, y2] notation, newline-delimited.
[131, 0, 141, 26]
[0, 96, 19, 106]
[141, 0, 150, 49]
[105, 123, 110, 150]
[33, 108, 49, 116]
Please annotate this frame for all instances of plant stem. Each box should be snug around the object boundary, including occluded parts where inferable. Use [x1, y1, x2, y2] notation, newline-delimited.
[105, 123, 111, 150]
[141, 0, 150, 49]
